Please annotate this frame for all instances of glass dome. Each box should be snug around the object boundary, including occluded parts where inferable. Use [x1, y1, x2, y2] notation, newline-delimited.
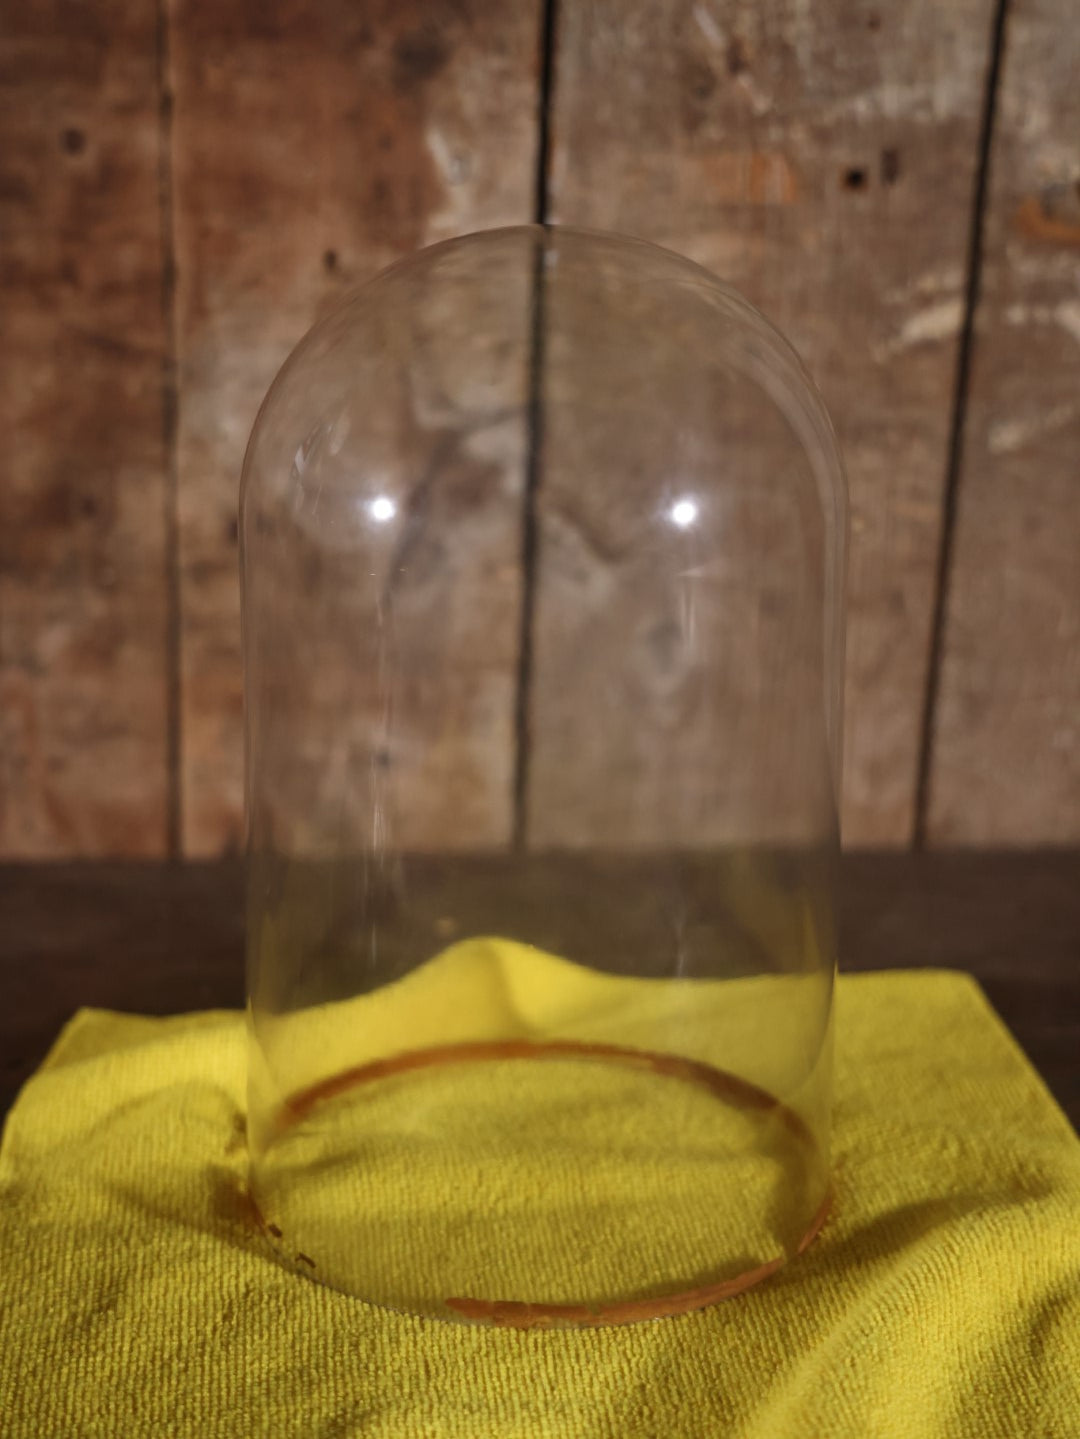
[241, 225, 846, 1327]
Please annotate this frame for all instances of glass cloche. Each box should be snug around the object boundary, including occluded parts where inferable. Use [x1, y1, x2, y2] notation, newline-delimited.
[241, 226, 846, 1326]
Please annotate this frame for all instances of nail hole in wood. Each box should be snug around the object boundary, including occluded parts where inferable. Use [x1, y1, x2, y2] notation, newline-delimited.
[843, 167, 867, 191]
[61, 127, 85, 155]
[323, 249, 338, 273]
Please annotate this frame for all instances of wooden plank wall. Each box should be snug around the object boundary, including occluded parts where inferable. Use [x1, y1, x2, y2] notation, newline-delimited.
[0, 0, 169, 856]
[170, 0, 541, 855]
[546, 0, 997, 846]
[925, 0, 1080, 843]
[1, 0, 1077, 856]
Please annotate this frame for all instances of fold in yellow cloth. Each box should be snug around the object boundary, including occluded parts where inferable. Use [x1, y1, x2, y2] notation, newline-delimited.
[1, 970, 1077, 1438]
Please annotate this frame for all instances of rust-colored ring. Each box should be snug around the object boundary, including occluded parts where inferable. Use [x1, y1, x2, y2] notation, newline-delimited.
[269, 1037, 831, 1328]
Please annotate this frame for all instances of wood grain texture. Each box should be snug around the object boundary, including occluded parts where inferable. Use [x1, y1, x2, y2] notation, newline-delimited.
[524, 232, 839, 849]
[546, 0, 998, 845]
[927, 0, 1080, 842]
[242, 231, 533, 857]
[169, 0, 541, 854]
[0, 0, 169, 856]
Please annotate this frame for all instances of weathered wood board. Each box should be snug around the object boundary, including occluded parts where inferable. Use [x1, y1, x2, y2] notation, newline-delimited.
[927, 0, 1080, 842]
[542, 0, 998, 846]
[170, 0, 541, 854]
[241, 229, 535, 861]
[523, 230, 839, 849]
[0, 0, 169, 856]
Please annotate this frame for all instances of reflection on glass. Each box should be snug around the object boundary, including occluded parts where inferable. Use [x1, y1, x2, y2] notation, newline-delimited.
[367, 495, 396, 524]
[668, 496, 700, 529]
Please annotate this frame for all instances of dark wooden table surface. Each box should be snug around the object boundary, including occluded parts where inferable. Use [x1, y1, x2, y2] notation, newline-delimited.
[1, 853, 1077, 1127]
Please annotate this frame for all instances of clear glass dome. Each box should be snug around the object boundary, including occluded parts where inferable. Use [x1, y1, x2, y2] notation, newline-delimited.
[241, 225, 846, 1327]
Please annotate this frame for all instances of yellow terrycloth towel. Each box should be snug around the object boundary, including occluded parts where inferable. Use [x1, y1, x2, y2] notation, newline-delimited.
[1, 969, 1078, 1438]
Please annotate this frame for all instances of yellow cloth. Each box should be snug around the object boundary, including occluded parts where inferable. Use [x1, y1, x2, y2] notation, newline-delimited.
[1, 969, 1078, 1438]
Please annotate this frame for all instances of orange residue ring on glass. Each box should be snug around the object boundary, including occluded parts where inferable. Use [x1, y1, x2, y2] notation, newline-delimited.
[268, 1038, 832, 1328]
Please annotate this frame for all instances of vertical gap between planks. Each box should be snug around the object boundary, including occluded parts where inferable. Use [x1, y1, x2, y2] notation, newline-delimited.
[912, 0, 1011, 849]
[531, 0, 559, 225]
[512, 0, 559, 849]
[156, 0, 182, 858]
